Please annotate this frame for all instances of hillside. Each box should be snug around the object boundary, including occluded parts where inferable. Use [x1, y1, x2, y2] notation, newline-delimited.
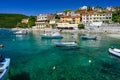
[0, 14, 28, 28]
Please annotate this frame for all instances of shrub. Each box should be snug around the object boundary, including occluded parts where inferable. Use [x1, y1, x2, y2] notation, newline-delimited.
[78, 24, 85, 29]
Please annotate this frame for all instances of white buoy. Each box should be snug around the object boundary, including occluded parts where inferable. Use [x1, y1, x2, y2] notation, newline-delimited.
[89, 60, 92, 63]
[53, 66, 56, 70]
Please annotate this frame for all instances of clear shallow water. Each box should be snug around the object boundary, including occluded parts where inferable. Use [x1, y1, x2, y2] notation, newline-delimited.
[1, 29, 120, 80]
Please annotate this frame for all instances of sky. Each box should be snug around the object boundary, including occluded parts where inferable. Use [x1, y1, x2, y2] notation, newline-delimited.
[0, 0, 120, 16]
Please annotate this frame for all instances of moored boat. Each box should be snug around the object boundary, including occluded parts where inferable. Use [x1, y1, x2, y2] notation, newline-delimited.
[54, 41, 78, 47]
[0, 44, 4, 48]
[0, 56, 10, 80]
[108, 47, 120, 57]
[13, 30, 28, 35]
[40, 32, 63, 39]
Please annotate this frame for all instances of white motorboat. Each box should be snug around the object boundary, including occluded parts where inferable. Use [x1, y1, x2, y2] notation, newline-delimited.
[0, 44, 4, 48]
[14, 30, 27, 35]
[54, 41, 77, 47]
[40, 32, 63, 39]
[0, 57, 10, 80]
[108, 47, 120, 57]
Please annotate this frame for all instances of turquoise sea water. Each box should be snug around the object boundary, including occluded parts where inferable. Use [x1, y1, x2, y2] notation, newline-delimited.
[1, 29, 120, 80]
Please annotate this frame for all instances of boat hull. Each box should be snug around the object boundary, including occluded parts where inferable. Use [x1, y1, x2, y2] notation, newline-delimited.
[55, 42, 77, 47]
[0, 58, 10, 80]
[108, 48, 120, 57]
[13, 30, 28, 35]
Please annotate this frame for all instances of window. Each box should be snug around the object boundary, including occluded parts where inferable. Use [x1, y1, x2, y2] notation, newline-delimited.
[106, 17, 108, 19]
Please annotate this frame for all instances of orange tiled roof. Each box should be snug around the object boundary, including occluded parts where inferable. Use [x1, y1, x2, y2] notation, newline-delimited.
[103, 10, 112, 13]
[72, 16, 81, 18]
[61, 16, 72, 18]
[61, 15, 81, 18]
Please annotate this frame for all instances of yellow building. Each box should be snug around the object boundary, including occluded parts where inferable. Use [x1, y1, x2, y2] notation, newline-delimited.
[60, 16, 81, 24]
[60, 16, 72, 23]
[73, 16, 81, 24]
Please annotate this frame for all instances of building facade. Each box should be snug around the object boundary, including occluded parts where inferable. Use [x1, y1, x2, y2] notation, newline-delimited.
[35, 14, 53, 29]
[60, 16, 81, 24]
[82, 12, 112, 24]
[57, 22, 78, 29]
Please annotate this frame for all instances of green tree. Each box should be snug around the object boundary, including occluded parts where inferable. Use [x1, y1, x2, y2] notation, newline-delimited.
[112, 10, 120, 23]
[54, 13, 60, 19]
[16, 23, 27, 28]
[114, 6, 120, 11]
[27, 16, 36, 27]
[87, 6, 93, 11]
[63, 10, 71, 15]
[51, 24, 57, 29]
[78, 24, 85, 29]
[118, 17, 120, 23]
[0, 14, 28, 28]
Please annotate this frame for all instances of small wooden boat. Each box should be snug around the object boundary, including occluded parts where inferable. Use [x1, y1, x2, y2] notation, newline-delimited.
[108, 47, 120, 57]
[54, 41, 78, 47]
[0, 56, 10, 80]
[41, 32, 63, 39]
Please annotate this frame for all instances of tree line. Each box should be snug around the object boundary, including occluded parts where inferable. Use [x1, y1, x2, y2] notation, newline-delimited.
[0, 14, 36, 28]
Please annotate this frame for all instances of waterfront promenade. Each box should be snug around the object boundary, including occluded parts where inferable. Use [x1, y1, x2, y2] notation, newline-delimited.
[32, 23, 120, 34]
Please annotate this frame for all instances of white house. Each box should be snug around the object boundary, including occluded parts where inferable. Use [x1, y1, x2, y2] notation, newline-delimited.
[80, 6, 88, 10]
[35, 14, 53, 29]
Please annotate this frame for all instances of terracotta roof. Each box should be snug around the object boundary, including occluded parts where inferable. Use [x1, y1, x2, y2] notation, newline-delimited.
[61, 16, 72, 18]
[103, 10, 112, 13]
[61, 16, 81, 18]
[72, 16, 81, 18]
